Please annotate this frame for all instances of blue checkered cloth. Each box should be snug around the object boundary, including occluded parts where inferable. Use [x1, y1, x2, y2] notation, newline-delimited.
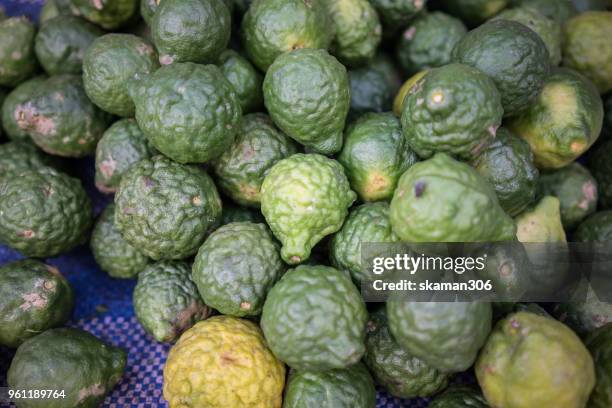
[0, 2, 460, 406]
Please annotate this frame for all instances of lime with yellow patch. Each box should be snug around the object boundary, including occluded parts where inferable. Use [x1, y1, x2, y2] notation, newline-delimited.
[393, 70, 427, 116]
[563, 11, 612, 94]
[338, 112, 418, 202]
[507, 68, 603, 169]
[163, 316, 285, 408]
[515, 196, 566, 243]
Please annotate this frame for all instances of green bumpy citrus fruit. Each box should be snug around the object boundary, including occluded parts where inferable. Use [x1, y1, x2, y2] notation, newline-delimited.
[338, 112, 418, 202]
[452, 19, 551, 116]
[283, 362, 376, 408]
[133, 261, 211, 343]
[192, 222, 285, 316]
[507, 68, 603, 169]
[396, 12, 467, 75]
[513, 0, 577, 23]
[261, 153, 356, 264]
[163, 316, 285, 408]
[130, 62, 242, 164]
[114, 155, 222, 260]
[241, 0, 333, 71]
[563, 11, 612, 93]
[401, 63, 503, 160]
[0, 17, 37, 87]
[330, 203, 399, 284]
[0, 260, 73, 348]
[326, 0, 382, 67]
[387, 300, 492, 372]
[476, 312, 595, 408]
[0, 167, 92, 258]
[441, 0, 508, 25]
[217, 49, 263, 113]
[1, 76, 47, 142]
[83, 34, 160, 117]
[539, 163, 598, 229]
[575, 211, 612, 241]
[94, 118, 157, 193]
[34, 15, 103, 75]
[152, 0, 231, 65]
[261, 265, 368, 371]
[492, 6, 562, 65]
[15, 75, 111, 157]
[90, 203, 150, 279]
[348, 54, 401, 118]
[8, 328, 126, 408]
[363, 309, 450, 398]
[515, 196, 567, 242]
[588, 140, 612, 209]
[68, 0, 138, 30]
[470, 127, 539, 217]
[370, 0, 426, 35]
[390, 153, 516, 242]
[263, 48, 349, 154]
[211, 113, 297, 207]
[0, 141, 62, 177]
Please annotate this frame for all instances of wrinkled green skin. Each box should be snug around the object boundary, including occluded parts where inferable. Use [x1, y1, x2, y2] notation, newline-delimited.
[217, 49, 263, 113]
[95, 118, 157, 193]
[563, 11, 612, 94]
[387, 300, 492, 372]
[428, 386, 489, 408]
[369, 0, 426, 35]
[115, 156, 222, 260]
[401, 63, 503, 160]
[539, 163, 598, 229]
[575, 211, 612, 241]
[212, 113, 297, 207]
[363, 309, 449, 398]
[261, 265, 367, 370]
[554, 280, 612, 336]
[133, 261, 211, 343]
[40, 0, 73, 24]
[68, 0, 138, 29]
[396, 12, 467, 75]
[220, 203, 265, 225]
[477, 242, 532, 301]
[452, 20, 551, 117]
[493, 6, 562, 65]
[348, 62, 395, 118]
[0, 17, 37, 88]
[513, 0, 577, 23]
[15, 75, 110, 157]
[441, 0, 508, 25]
[0, 168, 92, 258]
[0, 260, 73, 348]
[338, 113, 418, 202]
[35, 16, 103, 75]
[83, 34, 160, 117]
[330, 203, 399, 284]
[152, 0, 231, 65]
[586, 324, 612, 408]
[1, 76, 47, 142]
[264, 49, 349, 154]
[241, 0, 333, 71]
[130, 63, 242, 163]
[261, 154, 356, 264]
[507, 68, 603, 169]
[90, 204, 150, 279]
[327, 0, 381, 67]
[471, 128, 539, 217]
[8, 328, 126, 408]
[193, 222, 284, 316]
[390, 153, 516, 243]
[283, 362, 376, 408]
[0, 141, 62, 177]
[589, 141, 612, 209]
[140, 0, 157, 25]
[476, 312, 595, 408]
